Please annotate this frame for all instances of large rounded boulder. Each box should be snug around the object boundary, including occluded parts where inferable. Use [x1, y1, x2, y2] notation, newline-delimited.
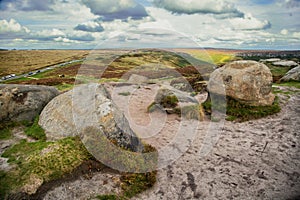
[39, 84, 143, 152]
[0, 84, 59, 122]
[208, 60, 275, 106]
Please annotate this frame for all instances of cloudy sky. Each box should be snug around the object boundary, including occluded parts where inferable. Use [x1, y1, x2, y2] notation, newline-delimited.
[0, 0, 299, 49]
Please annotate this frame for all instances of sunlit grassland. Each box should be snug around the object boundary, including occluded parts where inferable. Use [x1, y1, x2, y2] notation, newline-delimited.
[174, 49, 238, 66]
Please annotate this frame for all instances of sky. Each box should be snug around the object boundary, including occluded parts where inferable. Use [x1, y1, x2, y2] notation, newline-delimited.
[0, 0, 299, 50]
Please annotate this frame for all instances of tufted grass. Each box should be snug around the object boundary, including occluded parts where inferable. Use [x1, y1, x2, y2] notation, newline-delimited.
[24, 116, 46, 141]
[202, 95, 281, 122]
[0, 137, 91, 198]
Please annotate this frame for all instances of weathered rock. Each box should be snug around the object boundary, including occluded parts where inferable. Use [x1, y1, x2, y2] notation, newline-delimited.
[170, 78, 193, 92]
[150, 86, 204, 120]
[39, 84, 143, 152]
[127, 74, 149, 85]
[273, 60, 298, 67]
[260, 58, 281, 62]
[0, 84, 59, 122]
[280, 66, 300, 82]
[208, 60, 275, 106]
[155, 87, 198, 105]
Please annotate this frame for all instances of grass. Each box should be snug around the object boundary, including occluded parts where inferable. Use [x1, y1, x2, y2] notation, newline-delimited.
[275, 81, 300, 89]
[120, 171, 156, 199]
[118, 92, 131, 96]
[268, 64, 291, 78]
[202, 95, 281, 122]
[0, 137, 91, 198]
[95, 171, 156, 200]
[147, 102, 159, 113]
[96, 194, 118, 200]
[55, 83, 74, 91]
[0, 50, 88, 77]
[0, 122, 17, 140]
[159, 95, 179, 108]
[175, 49, 238, 66]
[24, 116, 46, 141]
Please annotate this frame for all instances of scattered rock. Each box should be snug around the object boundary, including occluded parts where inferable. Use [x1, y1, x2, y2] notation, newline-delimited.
[170, 78, 193, 92]
[39, 84, 143, 152]
[280, 66, 300, 82]
[150, 86, 204, 120]
[155, 87, 197, 105]
[273, 60, 298, 67]
[0, 84, 59, 123]
[127, 74, 149, 85]
[208, 60, 275, 106]
[260, 58, 281, 62]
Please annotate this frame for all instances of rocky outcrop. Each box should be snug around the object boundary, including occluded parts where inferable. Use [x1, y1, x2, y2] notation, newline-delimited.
[39, 84, 143, 152]
[127, 74, 149, 85]
[0, 84, 59, 122]
[170, 78, 193, 92]
[273, 60, 298, 67]
[149, 86, 204, 120]
[155, 87, 197, 105]
[208, 60, 275, 106]
[280, 66, 300, 82]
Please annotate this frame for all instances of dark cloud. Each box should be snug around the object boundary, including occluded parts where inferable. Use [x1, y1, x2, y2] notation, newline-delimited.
[74, 22, 104, 32]
[0, 0, 54, 11]
[153, 0, 243, 17]
[286, 0, 300, 8]
[82, 0, 148, 20]
[67, 33, 95, 41]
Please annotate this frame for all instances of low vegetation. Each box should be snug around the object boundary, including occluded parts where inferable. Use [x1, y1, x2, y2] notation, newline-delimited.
[275, 81, 300, 89]
[0, 137, 91, 198]
[0, 117, 158, 199]
[0, 122, 16, 140]
[175, 49, 238, 66]
[24, 116, 46, 141]
[0, 50, 88, 77]
[202, 96, 281, 122]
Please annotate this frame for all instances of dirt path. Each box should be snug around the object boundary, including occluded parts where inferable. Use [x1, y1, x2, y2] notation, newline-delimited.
[110, 83, 300, 200]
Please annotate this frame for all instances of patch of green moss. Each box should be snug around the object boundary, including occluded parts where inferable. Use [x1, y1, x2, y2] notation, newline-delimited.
[120, 171, 156, 199]
[160, 95, 179, 108]
[96, 194, 118, 200]
[0, 137, 91, 198]
[93, 142, 157, 200]
[118, 92, 131, 96]
[202, 95, 281, 122]
[147, 102, 159, 113]
[24, 116, 46, 141]
[0, 121, 20, 140]
[55, 83, 74, 91]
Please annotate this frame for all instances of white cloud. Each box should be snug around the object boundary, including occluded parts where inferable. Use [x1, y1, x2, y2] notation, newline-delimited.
[82, 0, 148, 20]
[229, 13, 271, 30]
[280, 29, 289, 35]
[152, 0, 243, 17]
[67, 31, 95, 41]
[74, 21, 104, 32]
[13, 38, 24, 42]
[54, 36, 80, 43]
[292, 32, 300, 38]
[36, 28, 65, 37]
[0, 19, 30, 34]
